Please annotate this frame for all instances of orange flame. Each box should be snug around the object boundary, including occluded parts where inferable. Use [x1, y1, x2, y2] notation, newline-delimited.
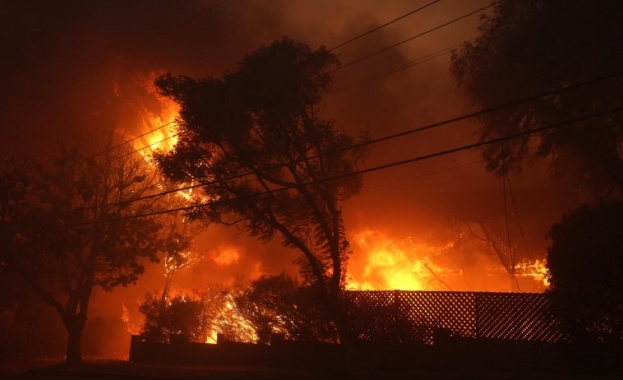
[133, 100, 179, 160]
[348, 229, 453, 291]
[348, 229, 549, 292]
[516, 258, 550, 287]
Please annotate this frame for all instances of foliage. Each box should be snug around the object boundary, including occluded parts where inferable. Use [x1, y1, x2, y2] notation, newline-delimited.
[0, 144, 186, 363]
[154, 37, 368, 343]
[451, 0, 623, 196]
[139, 293, 210, 343]
[139, 288, 258, 344]
[236, 273, 337, 344]
[546, 200, 623, 343]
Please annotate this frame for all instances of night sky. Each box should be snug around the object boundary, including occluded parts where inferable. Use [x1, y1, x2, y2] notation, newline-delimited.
[0, 0, 583, 358]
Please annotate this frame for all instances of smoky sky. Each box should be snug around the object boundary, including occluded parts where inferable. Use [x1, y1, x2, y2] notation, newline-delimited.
[1, 0, 583, 358]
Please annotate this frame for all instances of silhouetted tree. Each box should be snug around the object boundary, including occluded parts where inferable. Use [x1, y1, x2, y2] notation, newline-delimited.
[453, 216, 520, 291]
[0, 145, 184, 364]
[236, 273, 337, 344]
[546, 200, 623, 343]
[451, 1, 623, 197]
[154, 37, 368, 346]
[139, 293, 210, 343]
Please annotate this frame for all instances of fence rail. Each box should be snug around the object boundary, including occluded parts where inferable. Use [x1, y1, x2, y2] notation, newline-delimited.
[344, 291, 566, 344]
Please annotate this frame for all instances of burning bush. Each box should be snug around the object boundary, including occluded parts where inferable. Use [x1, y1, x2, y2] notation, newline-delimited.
[138, 289, 258, 344]
[138, 293, 210, 343]
[236, 273, 338, 344]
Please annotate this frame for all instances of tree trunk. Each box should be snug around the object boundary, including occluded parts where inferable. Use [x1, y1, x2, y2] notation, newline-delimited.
[327, 292, 356, 373]
[65, 320, 84, 364]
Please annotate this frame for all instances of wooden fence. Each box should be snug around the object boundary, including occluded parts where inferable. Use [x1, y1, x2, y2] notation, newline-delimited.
[344, 291, 566, 344]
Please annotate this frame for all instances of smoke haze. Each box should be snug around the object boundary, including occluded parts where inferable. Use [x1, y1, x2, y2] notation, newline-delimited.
[1, 0, 582, 359]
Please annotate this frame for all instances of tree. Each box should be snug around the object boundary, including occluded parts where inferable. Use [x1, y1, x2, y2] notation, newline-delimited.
[0, 145, 182, 364]
[154, 37, 368, 346]
[451, 1, 623, 196]
[451, 215, 520, 291]
[546, 200, 623, 343]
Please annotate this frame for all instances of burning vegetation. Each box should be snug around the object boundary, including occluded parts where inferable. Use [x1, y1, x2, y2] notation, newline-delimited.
[2, 0, 622, 366]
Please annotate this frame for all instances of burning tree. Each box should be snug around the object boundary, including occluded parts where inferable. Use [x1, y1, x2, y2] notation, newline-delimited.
[0, 144, 187, 364]
[154, 37, 368, 346]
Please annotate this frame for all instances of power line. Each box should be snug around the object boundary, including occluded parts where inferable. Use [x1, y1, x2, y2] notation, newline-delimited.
[331, 41, 464, 95]
[92, 131, 180, 170]
[83, 103, 623, 224]
[95, 4, 482, 164]
[328, 0, 442, 51]
[360, 159, 482, 193]
[90, 121, 177, 159]
[333, 2, 496, 72]
[101, 69, 623, 208]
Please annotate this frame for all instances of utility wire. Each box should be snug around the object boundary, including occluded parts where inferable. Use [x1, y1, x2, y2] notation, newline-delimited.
[93, 131, 180, 169]
[101, 69, 623, 208]
[333, 2, 496, 72]
[83, 103, 623, 224]
[90, 121, 177, 159]
[328, 0, 442, 51]
[93, 5, 476, 162]
[331, 41, 465, 95]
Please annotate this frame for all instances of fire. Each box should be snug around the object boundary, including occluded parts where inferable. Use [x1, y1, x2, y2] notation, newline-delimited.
[121, 71, 181, 160]
[212, 246, 241, 266]
[348, 229, 550, 292]
[121, 303, 141, 336]
[204, 293, 258, 344]
[134, 102, 180, 160]
[348, 229, 453, 291]
[516, 258, 550, 287]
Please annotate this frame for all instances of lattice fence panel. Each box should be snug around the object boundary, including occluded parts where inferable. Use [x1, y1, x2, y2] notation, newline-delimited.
[343, 291, 565, 344]
[475, 292, 566, 343]
[399, 291, 476, 341]
[343, 290, 401, 342]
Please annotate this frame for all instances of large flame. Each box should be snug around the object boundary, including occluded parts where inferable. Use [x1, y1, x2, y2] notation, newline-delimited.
[133, 98, 179, 160]
[348, 229, 453, 291]
[347, 228, 549, 292]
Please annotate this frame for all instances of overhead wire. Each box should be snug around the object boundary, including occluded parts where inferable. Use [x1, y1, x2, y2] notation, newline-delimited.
[84, 0, 233, 160]
[90, 2, 479, 163]
[81, 102, 623, 224]
[98, 70, 623, 208]
[332, 2, 497, 72]
[328, 0, 443, 51]
[330, 41, 466, 95]
[89, 121, 177, 159]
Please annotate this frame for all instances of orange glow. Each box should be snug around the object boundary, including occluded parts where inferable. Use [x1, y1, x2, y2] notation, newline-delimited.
[129, 72, 181, 160]
[121, 303, 141, 336]
[205, 293, 258, 344]
[347, 229, 549, 293]
[212, 246, 241, 266]
[348, 229, 453, 291]
[516, 258, 550, 287]
[134, 106, 179, 161]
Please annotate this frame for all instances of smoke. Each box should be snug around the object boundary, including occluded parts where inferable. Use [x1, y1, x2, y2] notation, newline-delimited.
[1, 0, 582, 360]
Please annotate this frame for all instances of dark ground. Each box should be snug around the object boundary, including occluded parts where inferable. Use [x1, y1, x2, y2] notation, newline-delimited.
[0, 359, 621, 380]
